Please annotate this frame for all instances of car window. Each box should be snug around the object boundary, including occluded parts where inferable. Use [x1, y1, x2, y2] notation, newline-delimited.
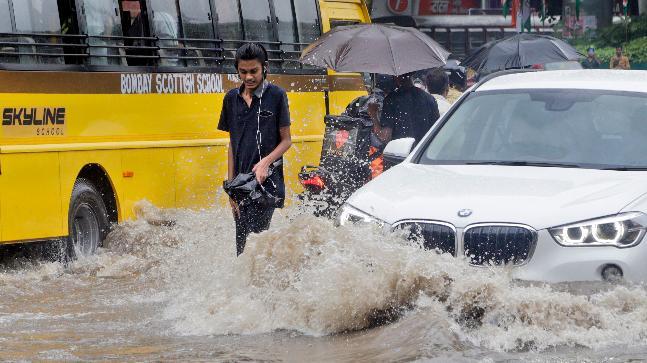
[420, 90, 647, 169]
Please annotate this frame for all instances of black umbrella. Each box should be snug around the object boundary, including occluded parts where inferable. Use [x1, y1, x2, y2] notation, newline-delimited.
[462, 33, 581, 74]
[300, 23, 450, 76]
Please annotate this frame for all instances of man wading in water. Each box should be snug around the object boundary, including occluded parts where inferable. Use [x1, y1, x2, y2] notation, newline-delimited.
[218, 43, 292, 255]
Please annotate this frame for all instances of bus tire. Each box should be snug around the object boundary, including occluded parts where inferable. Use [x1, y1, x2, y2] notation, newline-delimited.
[67, 178, 110, 259]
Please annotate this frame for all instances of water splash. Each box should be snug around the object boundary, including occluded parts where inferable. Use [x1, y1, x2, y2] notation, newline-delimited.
[4, 201, 647, 355]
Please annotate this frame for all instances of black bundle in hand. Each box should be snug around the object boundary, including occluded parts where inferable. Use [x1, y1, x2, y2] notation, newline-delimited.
[223, 160, 283, 208]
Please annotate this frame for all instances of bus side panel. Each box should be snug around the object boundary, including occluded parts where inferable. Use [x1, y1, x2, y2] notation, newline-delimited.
[174, 146, 225, 209]
[0, 152, 63, 242]
[59, 150, 123, 232]
[121, 148, 176, 214]
[284, 140, 323, 197]
[287, 92, 327, 140]
[329, 90, 366, 115]
[319, 1, 370, 32]
[283, 92, 327, 196]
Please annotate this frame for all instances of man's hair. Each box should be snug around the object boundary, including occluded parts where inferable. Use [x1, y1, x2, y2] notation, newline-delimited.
[425, 68, 449, 95]
[234, 43, 268, 70]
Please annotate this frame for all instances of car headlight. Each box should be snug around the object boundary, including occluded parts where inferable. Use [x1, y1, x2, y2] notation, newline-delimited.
[337, 204, 382, 227]
[549, 212, 647, 248]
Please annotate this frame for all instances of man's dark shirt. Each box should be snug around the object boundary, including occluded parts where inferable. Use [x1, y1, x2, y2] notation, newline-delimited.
[581, 57, 601, 69]
[218, 81, 291, 206]
[381, 85, 440, 143]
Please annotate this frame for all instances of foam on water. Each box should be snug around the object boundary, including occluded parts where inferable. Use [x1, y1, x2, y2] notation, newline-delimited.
[4, 200, 647, 355]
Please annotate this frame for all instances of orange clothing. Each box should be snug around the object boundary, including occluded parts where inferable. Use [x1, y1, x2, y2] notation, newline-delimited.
[369, 146, 384, 179]
[610, 55, 630, 70]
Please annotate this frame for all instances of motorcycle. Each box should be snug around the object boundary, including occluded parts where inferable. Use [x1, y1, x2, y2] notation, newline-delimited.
[298, 113, 374, 218]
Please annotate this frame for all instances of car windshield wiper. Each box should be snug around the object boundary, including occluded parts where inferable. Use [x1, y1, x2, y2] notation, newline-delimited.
[464, 161, 583, 168]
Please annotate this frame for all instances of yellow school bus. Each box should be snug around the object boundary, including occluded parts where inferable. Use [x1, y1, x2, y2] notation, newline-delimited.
[0, 0, 369, 255]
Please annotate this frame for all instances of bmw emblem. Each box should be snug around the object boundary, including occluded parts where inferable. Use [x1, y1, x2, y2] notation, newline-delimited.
[458, 209, 473, 217]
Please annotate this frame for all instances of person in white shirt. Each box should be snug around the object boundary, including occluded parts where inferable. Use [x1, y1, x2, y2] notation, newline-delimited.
[425, 68, 452, 116]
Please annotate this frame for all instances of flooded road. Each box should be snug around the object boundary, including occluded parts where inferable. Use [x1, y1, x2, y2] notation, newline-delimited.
[2, 201, 647, 362]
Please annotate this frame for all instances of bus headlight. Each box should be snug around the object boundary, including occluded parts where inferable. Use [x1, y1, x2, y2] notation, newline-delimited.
[549, 212, 647, 247]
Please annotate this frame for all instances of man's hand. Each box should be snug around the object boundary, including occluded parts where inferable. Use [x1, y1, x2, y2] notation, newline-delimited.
[252, 159, 271, 184]
[229, 197, 240, 218]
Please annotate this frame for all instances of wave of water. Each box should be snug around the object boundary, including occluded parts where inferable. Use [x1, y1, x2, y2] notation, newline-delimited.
[3, 200, 647, 358]
[113, 202, 647, 352]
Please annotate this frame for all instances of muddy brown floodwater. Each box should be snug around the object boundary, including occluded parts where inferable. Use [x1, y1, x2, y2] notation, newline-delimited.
[2, 201, 647, 362]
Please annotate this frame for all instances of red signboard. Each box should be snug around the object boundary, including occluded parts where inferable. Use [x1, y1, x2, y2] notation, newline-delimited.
[419, 0, 482, 15]
[387, 0, 410, 14]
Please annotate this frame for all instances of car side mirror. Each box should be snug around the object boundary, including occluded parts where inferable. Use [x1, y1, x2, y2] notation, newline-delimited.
[383, 138, 415, 167]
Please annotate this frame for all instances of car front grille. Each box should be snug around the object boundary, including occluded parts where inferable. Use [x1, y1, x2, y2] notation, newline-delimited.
[463, 225, 536, 265]
[395, 221, 456, 255]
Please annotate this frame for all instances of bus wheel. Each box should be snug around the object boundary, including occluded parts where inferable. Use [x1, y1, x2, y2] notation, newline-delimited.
[67, 178, 110, 259]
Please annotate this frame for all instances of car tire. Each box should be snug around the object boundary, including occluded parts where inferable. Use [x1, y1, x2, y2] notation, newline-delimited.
[66, 178, 110, 259]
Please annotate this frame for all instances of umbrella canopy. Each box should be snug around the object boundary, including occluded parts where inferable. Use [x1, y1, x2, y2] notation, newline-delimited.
[462, 33, 581, 74]
[300, 23, 450, 76]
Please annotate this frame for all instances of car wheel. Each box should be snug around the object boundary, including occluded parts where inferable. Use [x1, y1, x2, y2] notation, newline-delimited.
[67, 178, 110, 259]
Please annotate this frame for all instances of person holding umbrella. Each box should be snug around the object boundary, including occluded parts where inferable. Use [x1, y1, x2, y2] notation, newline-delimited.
[299, 23, 449, 167]
[376, 72, 440, 145]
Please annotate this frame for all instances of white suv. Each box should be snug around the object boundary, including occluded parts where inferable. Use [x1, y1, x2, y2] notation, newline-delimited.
[339, 70, 647, 283]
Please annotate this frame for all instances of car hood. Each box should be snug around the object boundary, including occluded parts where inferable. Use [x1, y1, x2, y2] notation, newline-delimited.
[347, 164, 647, 230]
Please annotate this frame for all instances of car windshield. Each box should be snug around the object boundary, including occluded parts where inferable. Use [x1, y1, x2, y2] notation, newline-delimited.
[418, 89, 647, 170]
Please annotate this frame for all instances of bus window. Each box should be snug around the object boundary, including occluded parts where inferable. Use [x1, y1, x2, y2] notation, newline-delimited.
[294, 0, 320, 44]
[330, 19, 359, 28]
[294, 0, 321, 72]
[12, 0, 64, 64]
[240, 0, 273, 42]
[0, 0, 12, 33]
[79, 0, 125, 66]
[0, 0, 16, 64]
[120, 0, 153, 66]
[148, 0, 181, 66]
[272, 0, 299, 70]
[214, 0, 242, 71]
[178, 0, 217, 67]
[240, 0, 275, 70]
